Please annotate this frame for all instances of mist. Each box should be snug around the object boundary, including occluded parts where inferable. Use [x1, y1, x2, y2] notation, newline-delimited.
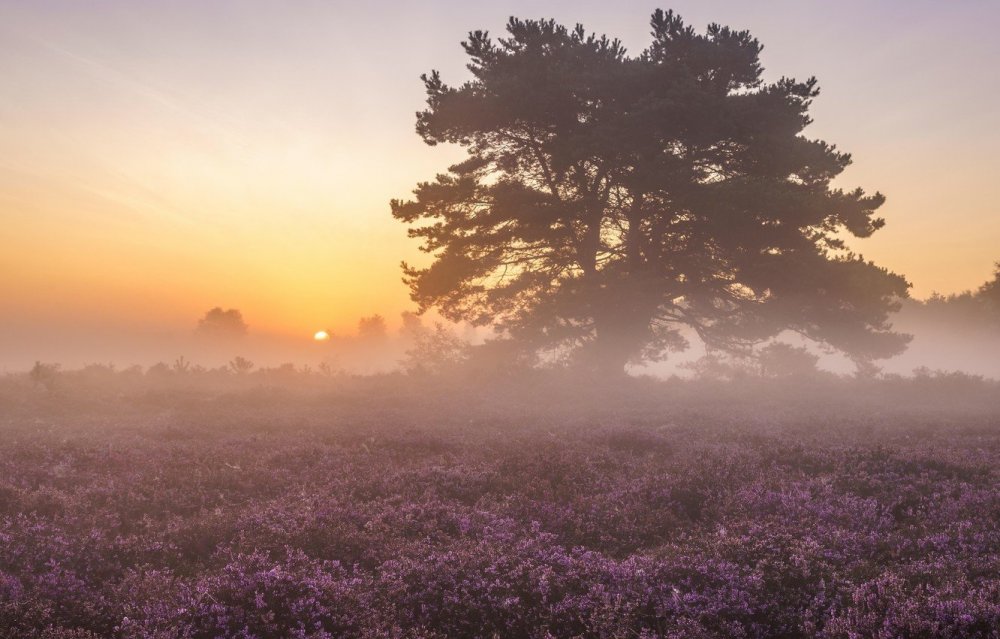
[5, 293, 998, 379]
[5, 3, 1000, 638]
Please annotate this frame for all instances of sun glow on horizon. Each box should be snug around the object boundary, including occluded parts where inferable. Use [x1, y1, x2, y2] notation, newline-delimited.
[1, 1, 999, 348]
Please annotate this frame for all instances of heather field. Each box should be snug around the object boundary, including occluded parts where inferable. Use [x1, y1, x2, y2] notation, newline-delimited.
[2, 373, 1000, 638]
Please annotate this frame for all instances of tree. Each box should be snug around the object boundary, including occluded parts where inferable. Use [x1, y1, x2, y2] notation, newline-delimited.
[197, 307, 248, 337]
[910, 261, 1000, 328]
[978, 262, 1000, 319]
[400, 310, 425, 337]
[228, 356, 255, 375]
[756, 342, 819, 379]
[357, 314, 388, 340]
[402, 322, 470, 375]
[681, 352, 748, 381]
[29, 361, 60, 391]
[172, 356, 191, 374]
[391, 10, 910, 374]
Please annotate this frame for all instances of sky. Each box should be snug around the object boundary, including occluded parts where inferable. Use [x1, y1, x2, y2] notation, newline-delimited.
[2, 0, 999, 350]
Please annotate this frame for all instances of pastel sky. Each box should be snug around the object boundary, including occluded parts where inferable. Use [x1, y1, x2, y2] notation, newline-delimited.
[2, 0, 999, 340]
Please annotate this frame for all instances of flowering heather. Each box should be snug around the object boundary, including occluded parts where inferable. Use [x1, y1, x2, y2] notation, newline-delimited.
[1, 374, 999, 637]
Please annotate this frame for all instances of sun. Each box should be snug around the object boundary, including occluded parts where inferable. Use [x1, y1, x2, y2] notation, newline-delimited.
[313, 330, 330, 342]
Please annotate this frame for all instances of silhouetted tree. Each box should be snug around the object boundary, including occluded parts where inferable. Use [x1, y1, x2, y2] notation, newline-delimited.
[682, 351, 759, 381]
[465, 338, 540, 377]
[402, 323, 470, 375]
[357, 314, 388, 340]
[757, 342, 819, 378]
[392, 10, 910, 374]
[197, 307, 248, 337]
[979, 262, 1000, 318]
[228, 356, 255, 375]
[146, 362, 171, 378]
[171, 356, 191, 374]
[399, 311, 424, 338]
[29, 361, 59, 391]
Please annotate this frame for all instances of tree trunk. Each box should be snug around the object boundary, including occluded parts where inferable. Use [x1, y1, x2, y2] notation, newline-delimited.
[589, 302, 652, 376]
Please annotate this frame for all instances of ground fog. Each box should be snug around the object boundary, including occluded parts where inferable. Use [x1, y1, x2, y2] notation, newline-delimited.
[2, 373, 999, 637]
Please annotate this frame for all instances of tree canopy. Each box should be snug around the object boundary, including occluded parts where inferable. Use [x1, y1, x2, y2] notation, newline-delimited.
[196, 307, 248, 338]
[979, 262, 1000, 314]
[357, 314, 388, 340]
[392, 10, 910, 373]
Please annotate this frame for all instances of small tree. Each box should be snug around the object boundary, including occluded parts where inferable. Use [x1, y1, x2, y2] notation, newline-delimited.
[402, 323, 470, 374]
[357, 314, 388, 340]
[400, 311, 424, 337]
[29, 361, 60, 391]
[172, 356, 192, 374]
[197, 308, 248, 337]
[147, 362, 171, 378]
[681, 352, 753, 381]
[756, 342, 820, 378]
[228, 356, 255, 375]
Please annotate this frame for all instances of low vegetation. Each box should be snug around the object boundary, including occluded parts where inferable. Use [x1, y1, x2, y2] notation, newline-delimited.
[1, 372, 999, 637]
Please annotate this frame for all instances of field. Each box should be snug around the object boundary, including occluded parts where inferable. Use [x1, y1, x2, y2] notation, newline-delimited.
[2, 372, 1000, 638]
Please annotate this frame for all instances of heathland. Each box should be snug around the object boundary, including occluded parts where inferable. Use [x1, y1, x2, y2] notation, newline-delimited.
[2, 370, 999, 637]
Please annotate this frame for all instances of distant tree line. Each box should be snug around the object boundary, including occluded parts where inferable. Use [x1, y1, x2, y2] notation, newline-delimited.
[905, 263, 1000, 328]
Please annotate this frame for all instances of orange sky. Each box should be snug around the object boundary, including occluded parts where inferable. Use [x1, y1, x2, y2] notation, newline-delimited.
[2, 0, 999, 342]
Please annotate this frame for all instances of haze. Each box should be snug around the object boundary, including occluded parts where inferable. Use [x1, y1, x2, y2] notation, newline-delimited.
[6, 5, 1000, 636]
[2, 0, 999, 372]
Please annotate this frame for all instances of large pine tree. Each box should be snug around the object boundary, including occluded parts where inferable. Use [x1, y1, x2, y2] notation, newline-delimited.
[392, 10, 910, 373]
